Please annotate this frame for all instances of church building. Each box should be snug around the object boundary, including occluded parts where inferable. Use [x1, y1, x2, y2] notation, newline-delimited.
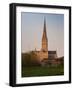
[34, 18, 57, 64]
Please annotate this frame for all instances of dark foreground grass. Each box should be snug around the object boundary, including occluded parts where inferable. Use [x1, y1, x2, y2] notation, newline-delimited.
[22, 65, 64, 77]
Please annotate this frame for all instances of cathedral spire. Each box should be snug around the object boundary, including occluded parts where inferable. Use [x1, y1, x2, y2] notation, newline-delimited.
[42, 17, 47, 40]
[42, 17, 48, 51]
[44, 17, 46, 34]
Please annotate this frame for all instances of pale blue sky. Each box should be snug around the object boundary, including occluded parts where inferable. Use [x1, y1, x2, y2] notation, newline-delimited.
[21, 12, 64, 57]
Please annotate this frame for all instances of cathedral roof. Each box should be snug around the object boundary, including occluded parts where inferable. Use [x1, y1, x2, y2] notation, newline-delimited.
[48, 51, 56, 54]
[34, 50, 56, 54]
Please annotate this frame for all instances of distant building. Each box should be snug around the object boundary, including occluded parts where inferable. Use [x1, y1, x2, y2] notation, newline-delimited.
[33, 18, 61, 66]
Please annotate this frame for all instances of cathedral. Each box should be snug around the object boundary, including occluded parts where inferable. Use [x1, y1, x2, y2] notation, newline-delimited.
[22, 18, 64, 66]
[34, 19, 59, 65]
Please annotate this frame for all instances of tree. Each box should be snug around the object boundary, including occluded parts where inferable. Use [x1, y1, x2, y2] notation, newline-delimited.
[22, 51, 41, 67]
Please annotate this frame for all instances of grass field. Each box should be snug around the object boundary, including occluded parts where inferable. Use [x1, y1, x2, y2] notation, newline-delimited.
[22, 65, 64, 77]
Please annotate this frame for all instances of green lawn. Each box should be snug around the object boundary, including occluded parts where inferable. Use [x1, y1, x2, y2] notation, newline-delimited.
[22, 65, 64, 77]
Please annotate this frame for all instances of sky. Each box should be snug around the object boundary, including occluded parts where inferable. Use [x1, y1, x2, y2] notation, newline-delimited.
[21, 12, 64, 57]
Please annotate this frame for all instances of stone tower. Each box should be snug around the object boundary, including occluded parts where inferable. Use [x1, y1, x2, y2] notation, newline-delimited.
[42, 18, 48, 52]
[35, 18, 48, 61]
[38, 18, 48, 61]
